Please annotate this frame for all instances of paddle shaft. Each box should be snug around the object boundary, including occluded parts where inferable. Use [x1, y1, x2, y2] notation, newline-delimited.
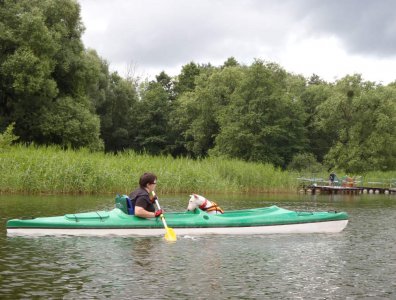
[152, 192, 176, 241]
[155, 199, 169, 228]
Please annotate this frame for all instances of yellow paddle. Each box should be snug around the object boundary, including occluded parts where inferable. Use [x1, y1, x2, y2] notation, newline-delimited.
[153, 192, 177, 242]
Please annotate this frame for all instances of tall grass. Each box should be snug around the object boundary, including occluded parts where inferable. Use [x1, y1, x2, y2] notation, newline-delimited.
[360, 170, 396, 188]
[2, 145, 394, 194]
[0, 145, 298, 194]
[296, 170, 396, 189]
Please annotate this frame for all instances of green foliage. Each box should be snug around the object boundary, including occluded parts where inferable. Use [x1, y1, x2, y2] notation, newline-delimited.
[39, 97, 103, 151]
[0, 0, 103, 149]
[0, 123, 19, 151]
[211, 60, 307, 167]
[171, 66, 244, 157]
[134, 81, 172, 155]
[300, 79, 333, 161]
[318, 75, 396, 172]
[287, 153, 324, 173]
[174, 62, 201, 95]
[173, 62, 214, 96]
[222, 57, 239, 68]
[1, 46, 58, 97]
[1, 0, 395, 175]
[96, 72, 138, 152]
[156, 71, 176, 100]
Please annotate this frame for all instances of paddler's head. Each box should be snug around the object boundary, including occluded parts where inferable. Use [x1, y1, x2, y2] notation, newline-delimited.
[139, 172, 157, 195]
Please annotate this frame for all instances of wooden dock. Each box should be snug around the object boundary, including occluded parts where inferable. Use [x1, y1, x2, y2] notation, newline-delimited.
[301, 185, 396, 195]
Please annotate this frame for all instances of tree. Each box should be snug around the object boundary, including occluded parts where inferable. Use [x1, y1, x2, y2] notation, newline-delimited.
[96, 72, 138, 152]
[156, 71, 176, 101]
[0, 0, 104, 149]
[39, 97, 103, 150]
[287, 152, 324, 173]
[133, 81, 172, 155]
[222, 57, 239, 68]
[307, 73, 326, 85]
[211, 60, 307, 167]
[0, 122, 19, 151]
[321, 77, 396, 172]
[173, 62, 211, 96]
[168, 66, 244, 157]
[300, 79, 334, 162]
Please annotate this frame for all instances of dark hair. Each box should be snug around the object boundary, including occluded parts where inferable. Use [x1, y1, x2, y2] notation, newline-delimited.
[139, 172, 157, 188]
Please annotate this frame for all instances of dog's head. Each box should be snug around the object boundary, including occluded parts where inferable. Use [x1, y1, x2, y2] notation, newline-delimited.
[187, 193, 207, 211]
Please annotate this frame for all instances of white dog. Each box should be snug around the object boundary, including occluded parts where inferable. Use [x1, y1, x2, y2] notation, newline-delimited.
[187, 194, 224, 214]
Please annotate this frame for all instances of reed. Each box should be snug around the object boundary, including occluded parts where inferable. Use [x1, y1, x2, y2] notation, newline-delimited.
[360, 171, 396, 188]
[0, 145, 300, 195]
[2, 145, 394, 194]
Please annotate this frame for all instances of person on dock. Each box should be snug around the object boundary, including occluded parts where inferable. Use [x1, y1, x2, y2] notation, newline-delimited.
[329, 172, 336, 186]
[129, 172, 163, 218]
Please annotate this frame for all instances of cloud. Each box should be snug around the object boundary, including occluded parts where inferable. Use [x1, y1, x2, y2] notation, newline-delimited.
[292, 0, 396, 57]
[80, 1, 291, 65]
[79, 0, 396, 83]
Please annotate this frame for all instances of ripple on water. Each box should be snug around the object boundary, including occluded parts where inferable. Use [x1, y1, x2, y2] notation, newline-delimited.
[0, 195, 395, 299]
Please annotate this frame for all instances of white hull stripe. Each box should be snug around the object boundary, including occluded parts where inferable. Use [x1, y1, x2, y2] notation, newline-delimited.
[7, 220, 348, 236]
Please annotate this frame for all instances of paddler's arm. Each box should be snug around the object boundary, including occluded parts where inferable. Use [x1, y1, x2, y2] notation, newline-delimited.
[134, 206, 159, 218]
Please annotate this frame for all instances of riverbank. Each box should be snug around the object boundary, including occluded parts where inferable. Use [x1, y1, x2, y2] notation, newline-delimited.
[1, 145, 395, 195]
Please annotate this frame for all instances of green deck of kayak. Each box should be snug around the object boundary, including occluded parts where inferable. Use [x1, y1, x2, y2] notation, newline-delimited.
[7, 195, 348, 229]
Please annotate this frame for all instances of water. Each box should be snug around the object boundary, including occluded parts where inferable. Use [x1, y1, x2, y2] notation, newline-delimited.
[0, 193, 395, 299]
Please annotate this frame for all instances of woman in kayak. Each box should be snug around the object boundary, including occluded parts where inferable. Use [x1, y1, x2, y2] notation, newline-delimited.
[129, 172, 163, 218]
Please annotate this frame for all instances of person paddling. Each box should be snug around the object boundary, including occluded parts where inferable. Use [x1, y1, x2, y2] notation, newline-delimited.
[129, 172, 163, 218]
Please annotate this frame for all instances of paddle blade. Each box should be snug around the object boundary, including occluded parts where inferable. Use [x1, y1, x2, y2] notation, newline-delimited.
[164, 227, 177, 242]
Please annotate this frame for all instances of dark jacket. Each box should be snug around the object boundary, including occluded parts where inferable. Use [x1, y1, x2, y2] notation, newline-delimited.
[129, 187, 155, 213]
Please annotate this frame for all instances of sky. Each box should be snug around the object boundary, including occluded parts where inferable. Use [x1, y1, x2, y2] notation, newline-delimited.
[79, 0, 396, 84]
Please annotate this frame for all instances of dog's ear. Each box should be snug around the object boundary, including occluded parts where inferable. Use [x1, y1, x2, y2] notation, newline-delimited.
[193, 194, 198, 198]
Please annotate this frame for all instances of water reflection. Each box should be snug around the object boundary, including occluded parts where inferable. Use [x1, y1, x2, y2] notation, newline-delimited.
[0, 193, 395, 299]
[0, 236, 89, 298]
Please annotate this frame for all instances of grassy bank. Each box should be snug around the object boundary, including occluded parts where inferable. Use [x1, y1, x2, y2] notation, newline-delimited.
[0, 145, 298, 194]
[1, 145, 395, 195]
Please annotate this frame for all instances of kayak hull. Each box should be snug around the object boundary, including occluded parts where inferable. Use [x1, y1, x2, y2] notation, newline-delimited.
[6, 195, 349, 237]
[7, 220, 348, 236]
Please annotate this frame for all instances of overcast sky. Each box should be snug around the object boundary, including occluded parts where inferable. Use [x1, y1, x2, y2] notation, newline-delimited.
[79, 0, 396, 84]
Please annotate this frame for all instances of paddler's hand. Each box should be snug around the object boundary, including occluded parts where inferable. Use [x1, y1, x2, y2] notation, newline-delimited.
[150, 194, 158, 203]
[154, 209, 163, 218]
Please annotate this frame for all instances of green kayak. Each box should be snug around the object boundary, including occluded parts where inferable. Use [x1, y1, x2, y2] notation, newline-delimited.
[7, 195, 348, 236]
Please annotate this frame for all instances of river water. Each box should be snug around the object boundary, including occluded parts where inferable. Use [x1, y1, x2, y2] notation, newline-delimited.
[0, 193, 395, 299]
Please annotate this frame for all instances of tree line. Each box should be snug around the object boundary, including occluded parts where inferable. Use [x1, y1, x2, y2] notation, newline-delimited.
[1, 0, 395, 173]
